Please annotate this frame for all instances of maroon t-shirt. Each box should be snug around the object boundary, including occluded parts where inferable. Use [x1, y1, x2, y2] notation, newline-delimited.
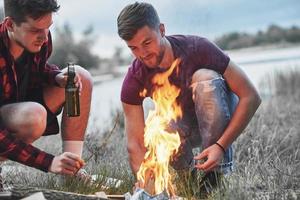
[121, 35, 230, 134]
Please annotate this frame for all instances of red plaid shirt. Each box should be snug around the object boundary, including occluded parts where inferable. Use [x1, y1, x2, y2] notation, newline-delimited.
[0, 22, 61, 172]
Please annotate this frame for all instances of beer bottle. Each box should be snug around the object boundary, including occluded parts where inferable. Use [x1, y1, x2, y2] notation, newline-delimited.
[65, 63, 80, 117]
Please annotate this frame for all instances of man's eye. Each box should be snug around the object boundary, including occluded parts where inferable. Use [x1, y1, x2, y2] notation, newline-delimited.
[30, 30, 40, 33]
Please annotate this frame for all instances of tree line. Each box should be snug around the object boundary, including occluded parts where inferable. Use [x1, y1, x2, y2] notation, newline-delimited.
[1, 8, 300, 70]
[215, 24, 300, 50]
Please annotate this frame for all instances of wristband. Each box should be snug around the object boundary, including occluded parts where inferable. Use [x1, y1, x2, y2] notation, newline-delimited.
[215, 142, 226, 154]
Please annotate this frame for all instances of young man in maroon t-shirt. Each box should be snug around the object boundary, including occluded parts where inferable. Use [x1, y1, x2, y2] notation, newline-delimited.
[117, 2, 261, 193]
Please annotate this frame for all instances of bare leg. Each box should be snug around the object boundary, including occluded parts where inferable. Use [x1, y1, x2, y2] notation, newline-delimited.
[43, 65, 93, 141]
[0, 87, 90, 175]
[0, 102, 47, 144]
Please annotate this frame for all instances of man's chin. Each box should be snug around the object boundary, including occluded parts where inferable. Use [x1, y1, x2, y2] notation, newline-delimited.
[144, 63, 157, 69]
[27, 46, 42, 53]
[141, 59, 158, 68]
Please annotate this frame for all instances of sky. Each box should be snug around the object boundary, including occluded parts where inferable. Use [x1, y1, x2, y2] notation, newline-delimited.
[1, 0, 300, 58]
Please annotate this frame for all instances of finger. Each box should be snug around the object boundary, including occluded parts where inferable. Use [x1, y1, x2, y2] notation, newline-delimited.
[64, 75, 68, 82]
[133, 182, 140, 193]
[74, 74, 81, 85]
[64, 152, 86, 168]
[79, 82, 83, 93]
[61, 157, 79, 169]
[64, 152, 81, 160]
[62, 163, 78, 172]
[74, 74, 80, 82]
[194, 150, 208, 160]
[75, 80, 79, 87]
[62, 154, 83, 168]
[74, 79, 82, 95]
[205, 163, 218, 172]
[134, 182, 139, 189]
[75, 82, 82, 95]
[77, 158, 85, 167]
[60, 168, 74, 176]
[196, 159, 215, 170]
[136, 180, 144, 189]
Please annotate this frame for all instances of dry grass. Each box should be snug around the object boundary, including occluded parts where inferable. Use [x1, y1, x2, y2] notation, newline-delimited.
[1, 70, 300, 199]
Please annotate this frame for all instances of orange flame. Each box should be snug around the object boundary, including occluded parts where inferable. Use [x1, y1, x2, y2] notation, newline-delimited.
[137, 58, 182, 195]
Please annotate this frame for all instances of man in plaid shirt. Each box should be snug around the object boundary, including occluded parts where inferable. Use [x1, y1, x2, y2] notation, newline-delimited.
[0, 0, 93, 176]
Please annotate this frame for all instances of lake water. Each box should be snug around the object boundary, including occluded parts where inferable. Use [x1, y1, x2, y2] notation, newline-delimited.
[91, 45, 300, 126]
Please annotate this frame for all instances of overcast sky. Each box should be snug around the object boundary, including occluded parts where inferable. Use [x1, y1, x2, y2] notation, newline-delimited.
[1, 0, 300, 57]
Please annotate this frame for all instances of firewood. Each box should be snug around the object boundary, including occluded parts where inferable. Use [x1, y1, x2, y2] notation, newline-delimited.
[9, 186, 109, 200]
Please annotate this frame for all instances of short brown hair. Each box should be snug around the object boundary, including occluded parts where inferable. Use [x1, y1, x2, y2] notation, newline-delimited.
[117, 2, 160, 41]
[4, 0, 60, 25]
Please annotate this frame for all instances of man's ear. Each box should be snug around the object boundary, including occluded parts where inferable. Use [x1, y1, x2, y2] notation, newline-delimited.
[4, 17, 15, 32]
[159, 23, 165, 37]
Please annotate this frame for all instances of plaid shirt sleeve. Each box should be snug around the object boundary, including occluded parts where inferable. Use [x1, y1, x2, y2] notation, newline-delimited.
[0, 125, 55, 172]
[0, 24, 55, 172]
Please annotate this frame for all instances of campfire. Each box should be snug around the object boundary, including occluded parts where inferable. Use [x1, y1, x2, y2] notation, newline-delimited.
[133, 59, 183, 199]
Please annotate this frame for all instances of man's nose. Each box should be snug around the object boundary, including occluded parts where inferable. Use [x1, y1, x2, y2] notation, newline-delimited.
[140, 48, 149, 58]
[38, 29, 49, 41]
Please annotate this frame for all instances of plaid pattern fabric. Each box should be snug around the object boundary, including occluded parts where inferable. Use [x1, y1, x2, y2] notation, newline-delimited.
[0, 166, 3, 190]
[0, 22, 60, 172]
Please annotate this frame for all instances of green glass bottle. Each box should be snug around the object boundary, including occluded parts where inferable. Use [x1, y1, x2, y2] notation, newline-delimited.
[65, 63, 80, 117]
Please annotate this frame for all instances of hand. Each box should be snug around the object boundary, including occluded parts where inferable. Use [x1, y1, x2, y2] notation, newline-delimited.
[48, 152, 85, 175]
[55, 72, 83, 94]
[133, 180, 144, 192]
[194, 144, 225, 172]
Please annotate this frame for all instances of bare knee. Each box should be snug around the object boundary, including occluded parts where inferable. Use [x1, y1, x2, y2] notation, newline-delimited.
[27, 103, 47, 136]
[1, 102, 47, 143]
[191, 69, 220, 84]
[191, 69, 221, 101]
